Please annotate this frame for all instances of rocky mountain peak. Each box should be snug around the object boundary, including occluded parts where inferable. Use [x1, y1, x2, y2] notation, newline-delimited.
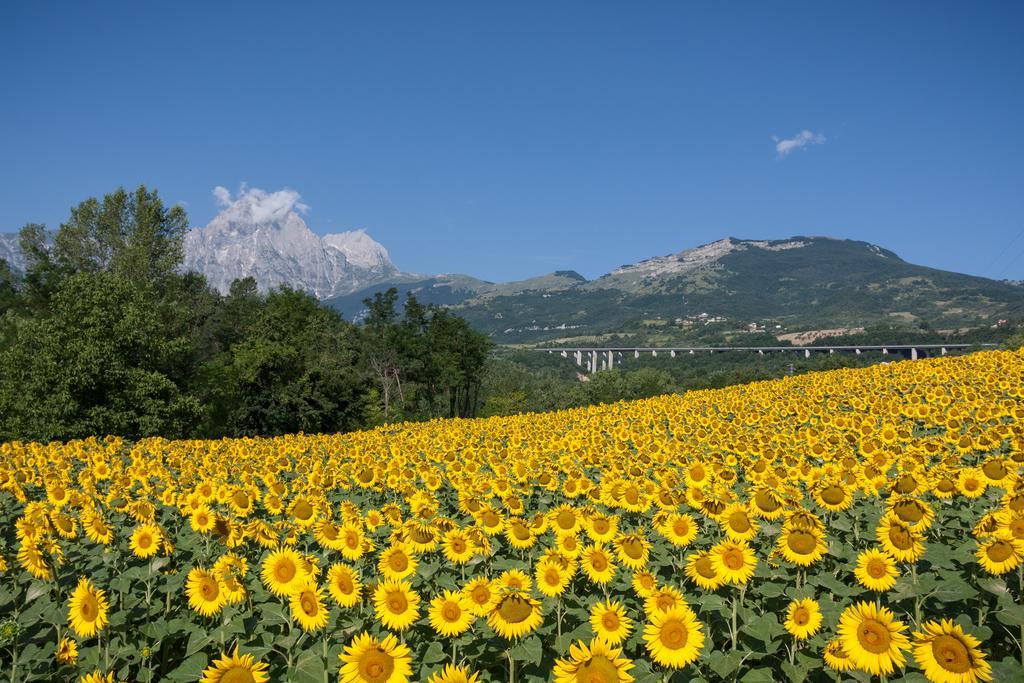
[182, 187, 397, 297]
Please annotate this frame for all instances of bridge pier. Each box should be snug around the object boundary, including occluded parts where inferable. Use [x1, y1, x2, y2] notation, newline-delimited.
[607, 350, 614, 369]
[911, 347, 918, 361]
[574, 350, 582, 366]
[591, 350, 598, 375]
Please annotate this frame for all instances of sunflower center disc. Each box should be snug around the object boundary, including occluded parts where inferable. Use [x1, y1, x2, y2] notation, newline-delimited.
[695, 557, 717, 579]
[932, 635, 971, 673]
[301, 594, 317, 616]
[621, 539, 643, 559]
[387, 593, 408, 613]
[578, 655, 620, 683]
[821, 486, 845, 506]
[220, 667, 257, 683]
[787, 531, 816, 555]
[659, 620, 688, 649]
[497, 596, 533, 623]
[722, 548, 745, 570]
[276, 562, 295, 582]
[857, 620, 892, 654]
[360, 650, 394, 683]
[728, 512, 750, 533]
[987, 541, 1013, 563]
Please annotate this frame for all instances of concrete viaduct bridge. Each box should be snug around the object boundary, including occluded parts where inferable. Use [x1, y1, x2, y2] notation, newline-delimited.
[534, 344, 996, 374]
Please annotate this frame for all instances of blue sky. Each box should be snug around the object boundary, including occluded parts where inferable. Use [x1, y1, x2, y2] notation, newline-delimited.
[2, 1, 1022, 282]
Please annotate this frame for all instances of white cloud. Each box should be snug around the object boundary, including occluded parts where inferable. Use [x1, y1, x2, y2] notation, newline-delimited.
[211, 184, 309, 224]
[212, 186, 232, 207]
[774, 130, 826, 157]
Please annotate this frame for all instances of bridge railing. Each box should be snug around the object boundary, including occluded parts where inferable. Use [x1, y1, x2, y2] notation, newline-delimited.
[531, 343, 996, 373]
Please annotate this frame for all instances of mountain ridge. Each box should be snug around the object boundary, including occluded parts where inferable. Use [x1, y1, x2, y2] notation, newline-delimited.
[323, 236, 1024, 344]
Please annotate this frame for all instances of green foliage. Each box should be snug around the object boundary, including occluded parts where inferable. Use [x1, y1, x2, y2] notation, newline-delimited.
[0, 186, 494, 441]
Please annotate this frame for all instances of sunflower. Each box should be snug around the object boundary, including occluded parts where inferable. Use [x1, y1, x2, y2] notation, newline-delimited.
[887, 496, 935, 531]
[200, 647, 270, 683]
[428, 589, 474, 637]
[823, 639, 856, 672]
[373, 580, 421, 631]
[213, 553, 248, 605]
[487, 591, 543, 640]
[187, 567, 226, 618]
[976, 537, 1024, 575]
[658, 512, 698, 547]
[720, 503, 759, 542]
[590, 600, 633, 645]
[837, 601, 910, 676]
[614, 533, 651, 571]
[82, 511, 114, 545]
[327, 563, 362, 607]
[261, 549, 308, 597]
[290, 580, 329, 631]
[378, 544, 418, 581]
[550, 505, 583, 537]
[339, 523, 367, 561]
[750, 487, 785, 520]
[553, 638, 635, 683]
[643, 605, 705, 669]
[189, 505, 216, 534]
[68, 577, 109, 638]
[536, 558, 571, 597]
[957, 468, 987, 499]
[778, 527, 828, 566]
[912, 619, 992, 683]
[684, 551, 725, 590]
[644, 586, 687, 615]
[854, 548, 900, 592]
[339, 632, 412, 683]
[784, 598, 822, 640]
[129, 524, 162, 559]
[462, 578, 498, 617]
[814, 482, 855, 512]
[631, 570, 659, 597]
[709, 540, 757, 585]
[877, 515, 925, 563]
[426, 664, 480, 683]
[56, 636, 78, 664]
[18, 541, 52, 580]
[496, 568, 532, 593]
[504, 518, 537, 550]
[581, 544, 617, 585]
[79, 671, 114, 683]
[585, 513, 619, 543]
[442, 529, 475, 564]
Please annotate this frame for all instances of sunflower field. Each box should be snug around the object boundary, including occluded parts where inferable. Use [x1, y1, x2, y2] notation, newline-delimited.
[2, 350, 1024, 683]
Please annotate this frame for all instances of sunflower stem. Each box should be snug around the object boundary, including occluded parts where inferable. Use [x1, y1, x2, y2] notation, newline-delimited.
[556, 597, 563, 639]
[731, 591, 738, 651]
[507, 650, 516, 683]
[323, 635, 329, 683]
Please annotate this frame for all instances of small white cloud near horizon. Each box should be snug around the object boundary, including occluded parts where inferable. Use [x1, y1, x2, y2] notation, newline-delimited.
[211, 184, 309, 224]
[773, 130, 826, 157]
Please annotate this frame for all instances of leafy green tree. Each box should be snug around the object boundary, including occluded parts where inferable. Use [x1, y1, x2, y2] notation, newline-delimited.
[0, 272, 201, 441]
[211, 287, 368, 436]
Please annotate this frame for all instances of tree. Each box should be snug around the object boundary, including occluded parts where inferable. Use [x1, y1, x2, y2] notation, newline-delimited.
[0, 272, 201, 441]
[211, 287, 369, 436]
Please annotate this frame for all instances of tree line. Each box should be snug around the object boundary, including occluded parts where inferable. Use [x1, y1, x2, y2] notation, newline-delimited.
[0, 186, 491, 442]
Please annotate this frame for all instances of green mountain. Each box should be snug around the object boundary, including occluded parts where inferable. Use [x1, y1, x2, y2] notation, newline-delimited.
[325, 237, 1024, 345]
